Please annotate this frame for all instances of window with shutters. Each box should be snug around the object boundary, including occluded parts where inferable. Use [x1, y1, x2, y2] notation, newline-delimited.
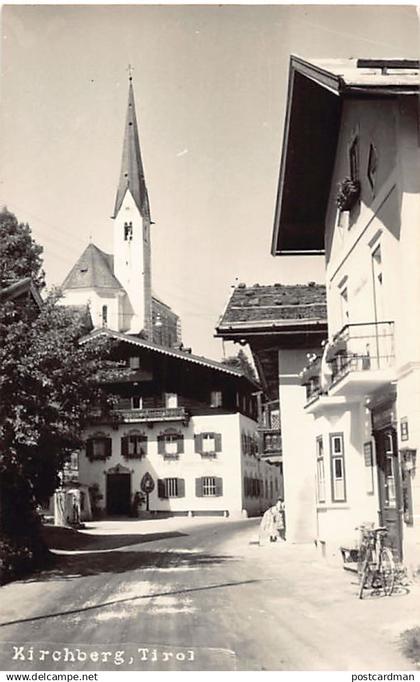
[203, 477, 217, 497]
[158, 477, 185, 499]
[195, 432, 222, 458]
[86, 436, 111, 461]
[330, 433, 346, 502]
[158, 430, 184, 458]
[122, 433, 147, 459]
[129, 356, 140, 369]
[316, 436, 326, 503]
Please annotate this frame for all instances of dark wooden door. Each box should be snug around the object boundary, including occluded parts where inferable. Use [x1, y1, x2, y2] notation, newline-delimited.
[106, 473, 131, 516]
[375, 427, 403, 560]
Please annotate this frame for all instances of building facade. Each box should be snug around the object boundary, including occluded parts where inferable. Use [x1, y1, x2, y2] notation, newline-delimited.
[272, 56, 420, 572]
[80, 329, 280, 518]
[216, 282, 327, 542]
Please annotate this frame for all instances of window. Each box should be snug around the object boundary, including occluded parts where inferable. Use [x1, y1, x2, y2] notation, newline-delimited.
[166, 478, 178, 498]
[367, 143, 378, 190]
[316, 436, 326, 503]
[122, 434, 147, 458]
[210, 391, 222, 408]
[196, 477, 223, 497]
[330, 433, 346, 502]
[124, 221, 133, 241]
[157, 431, 184, 457]
[165, 393, 178, 408]
[102, 305, 108, 326]
[131, 396, 143, 410]
[194, 432, 222, 456]
[129, 356, 140, 369]
[203, 477, 217, 496]
[340, 287, 349, 326]
[86, 436, 111, 461]
[349, 137, 359, 182]
[157, 478, 185, 499]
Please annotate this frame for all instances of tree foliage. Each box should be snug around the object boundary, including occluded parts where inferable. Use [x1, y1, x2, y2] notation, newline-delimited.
[0, 208, 45, 289]
[0, 210, 118, 583]
[222, 349, 258, 383]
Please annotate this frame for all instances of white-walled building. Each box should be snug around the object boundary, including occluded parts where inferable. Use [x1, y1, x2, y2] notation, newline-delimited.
[272, 56, 420, 572]
[80, 329, 281, 518]
[216, 283, 327, 542]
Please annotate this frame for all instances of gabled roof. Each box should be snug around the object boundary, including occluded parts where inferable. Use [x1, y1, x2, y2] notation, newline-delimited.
[113, 79, 151, 219]
[82, 327, 258, 384]
[271, 55, 420, 256]
[61, 243, 123, 291]
[216, 283, 327, 337]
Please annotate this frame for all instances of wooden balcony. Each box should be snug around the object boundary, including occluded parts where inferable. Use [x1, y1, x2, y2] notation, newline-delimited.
[90, 406, 190, 426]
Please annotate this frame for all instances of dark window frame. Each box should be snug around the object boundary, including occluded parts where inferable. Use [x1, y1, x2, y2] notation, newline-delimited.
[329, 432, 346, 503]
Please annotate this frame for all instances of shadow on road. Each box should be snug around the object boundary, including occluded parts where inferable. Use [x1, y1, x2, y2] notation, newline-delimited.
[0, 577, 267, 629]
[42, 526, 188, 551]
[20, 548, 238, 582]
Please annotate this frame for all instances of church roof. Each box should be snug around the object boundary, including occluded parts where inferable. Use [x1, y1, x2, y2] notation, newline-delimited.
[61, 243, 123, 291]
[113, 79, 151, 219]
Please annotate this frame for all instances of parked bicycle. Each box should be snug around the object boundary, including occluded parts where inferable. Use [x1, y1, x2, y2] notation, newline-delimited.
[357, 525, 396, 599]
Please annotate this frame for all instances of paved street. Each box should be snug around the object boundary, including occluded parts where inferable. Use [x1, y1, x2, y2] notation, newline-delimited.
[0, 517, 418, 671]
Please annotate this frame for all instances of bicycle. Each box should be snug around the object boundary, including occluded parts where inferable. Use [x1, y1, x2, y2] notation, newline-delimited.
[357, 525, 396, 599]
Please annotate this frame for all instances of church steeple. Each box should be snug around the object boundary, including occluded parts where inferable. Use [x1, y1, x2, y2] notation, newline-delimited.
[113, 71, 150, 220]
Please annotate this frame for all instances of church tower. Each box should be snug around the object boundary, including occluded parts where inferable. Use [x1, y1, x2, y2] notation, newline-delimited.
[112, 72, 153, 337]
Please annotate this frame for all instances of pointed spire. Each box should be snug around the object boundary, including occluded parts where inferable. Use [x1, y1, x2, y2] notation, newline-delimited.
[113, 70, 151, 219]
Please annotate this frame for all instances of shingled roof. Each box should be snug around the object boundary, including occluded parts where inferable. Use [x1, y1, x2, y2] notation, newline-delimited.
[217, 283, 327, 332]
[62, 243, 123, 291]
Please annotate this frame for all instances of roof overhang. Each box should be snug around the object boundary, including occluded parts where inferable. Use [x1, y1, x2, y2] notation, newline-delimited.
[271, 56, 342, 256]
[271, 55, 420, 256]
[81, 327, 259, 387]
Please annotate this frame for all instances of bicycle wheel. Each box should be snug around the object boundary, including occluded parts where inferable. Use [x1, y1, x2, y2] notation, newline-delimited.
[358, 556, 370, 599]
[379, 547, 395, 596]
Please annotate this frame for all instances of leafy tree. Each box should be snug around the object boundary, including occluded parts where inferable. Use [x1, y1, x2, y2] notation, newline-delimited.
[222, 349, 258, 383]
[0, 211, 118, 583]
[0, 208, 45, 289]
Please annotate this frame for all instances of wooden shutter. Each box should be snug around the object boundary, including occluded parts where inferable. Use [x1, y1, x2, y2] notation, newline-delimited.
[157, 435, 165, 455]
[157, 479, 167, 499]
[215, 477, 223, 497]
[121, 436, 128, 457]
[177, 434, 184, 454]
[214, 433, 222, 452]
[140, 434, 148, 455]
[86, 439, 93, 459]
[177, 479, 185, 498]
[195, 477, 203, 497]
[194, 434, 203, 453]
[118, 398, 131, 410]
[105, 438, 112, 459]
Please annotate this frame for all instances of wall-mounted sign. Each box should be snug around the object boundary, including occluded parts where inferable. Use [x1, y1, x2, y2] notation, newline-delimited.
[400, 417, 409, 442]
[363, 441, 374, 494]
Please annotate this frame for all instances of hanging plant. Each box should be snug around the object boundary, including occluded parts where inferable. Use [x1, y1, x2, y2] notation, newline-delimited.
[336, 177, 361, 211]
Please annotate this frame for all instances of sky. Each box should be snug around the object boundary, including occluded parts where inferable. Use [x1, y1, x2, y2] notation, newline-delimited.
[1, 4, 419, 360]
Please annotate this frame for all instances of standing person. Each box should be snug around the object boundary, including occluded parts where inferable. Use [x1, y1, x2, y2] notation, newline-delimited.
[274, 498, 286, 541]
[259, 505, 277, 546]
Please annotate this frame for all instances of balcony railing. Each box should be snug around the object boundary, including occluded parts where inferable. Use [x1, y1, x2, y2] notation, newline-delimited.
[260, 429, 282, 454]
[300, 322, 395, 403]
[329, 321, 395, 385]
[90, 406, 190, 425]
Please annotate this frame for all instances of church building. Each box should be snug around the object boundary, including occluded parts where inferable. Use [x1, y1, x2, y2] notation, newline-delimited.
[62, 74, 181, 348]
[60, 73, 281, 519]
